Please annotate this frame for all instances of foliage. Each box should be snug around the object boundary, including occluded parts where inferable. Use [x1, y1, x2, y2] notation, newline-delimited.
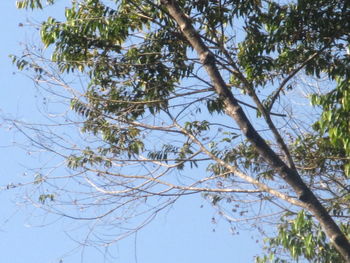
[12, 0, 350, 261]
[256, 211, 348, 263]
[16, 0, 54, 9]
[312, 77, 350, 176]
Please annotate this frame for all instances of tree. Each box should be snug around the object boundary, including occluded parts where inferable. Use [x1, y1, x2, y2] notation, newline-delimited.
[11, 0, 350, 261]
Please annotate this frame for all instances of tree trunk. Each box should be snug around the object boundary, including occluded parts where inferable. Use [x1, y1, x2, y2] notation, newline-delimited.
[160, 0, 350, 261]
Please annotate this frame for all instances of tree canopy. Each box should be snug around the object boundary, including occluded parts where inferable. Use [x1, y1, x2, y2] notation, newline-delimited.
[12, 0, 350, 261]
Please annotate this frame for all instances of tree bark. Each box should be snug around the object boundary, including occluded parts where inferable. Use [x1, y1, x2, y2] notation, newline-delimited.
[160, 0, 350, 261]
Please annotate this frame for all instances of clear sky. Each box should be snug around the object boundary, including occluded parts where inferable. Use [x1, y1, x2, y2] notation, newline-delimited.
[0, 1, 262, 262]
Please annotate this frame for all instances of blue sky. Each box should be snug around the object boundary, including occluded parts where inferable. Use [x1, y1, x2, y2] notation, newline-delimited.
[0, 1, 262, 262]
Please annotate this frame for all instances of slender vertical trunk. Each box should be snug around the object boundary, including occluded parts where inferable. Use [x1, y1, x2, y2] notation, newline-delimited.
[160, 0, 350, 261]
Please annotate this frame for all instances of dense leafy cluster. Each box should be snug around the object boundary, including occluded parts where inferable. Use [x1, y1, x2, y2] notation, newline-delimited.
[257, 211, 346, 263]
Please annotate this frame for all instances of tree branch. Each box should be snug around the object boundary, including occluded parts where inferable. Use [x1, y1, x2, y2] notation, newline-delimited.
[160, 0, 350, 260]
[268, 48, 327, 112]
